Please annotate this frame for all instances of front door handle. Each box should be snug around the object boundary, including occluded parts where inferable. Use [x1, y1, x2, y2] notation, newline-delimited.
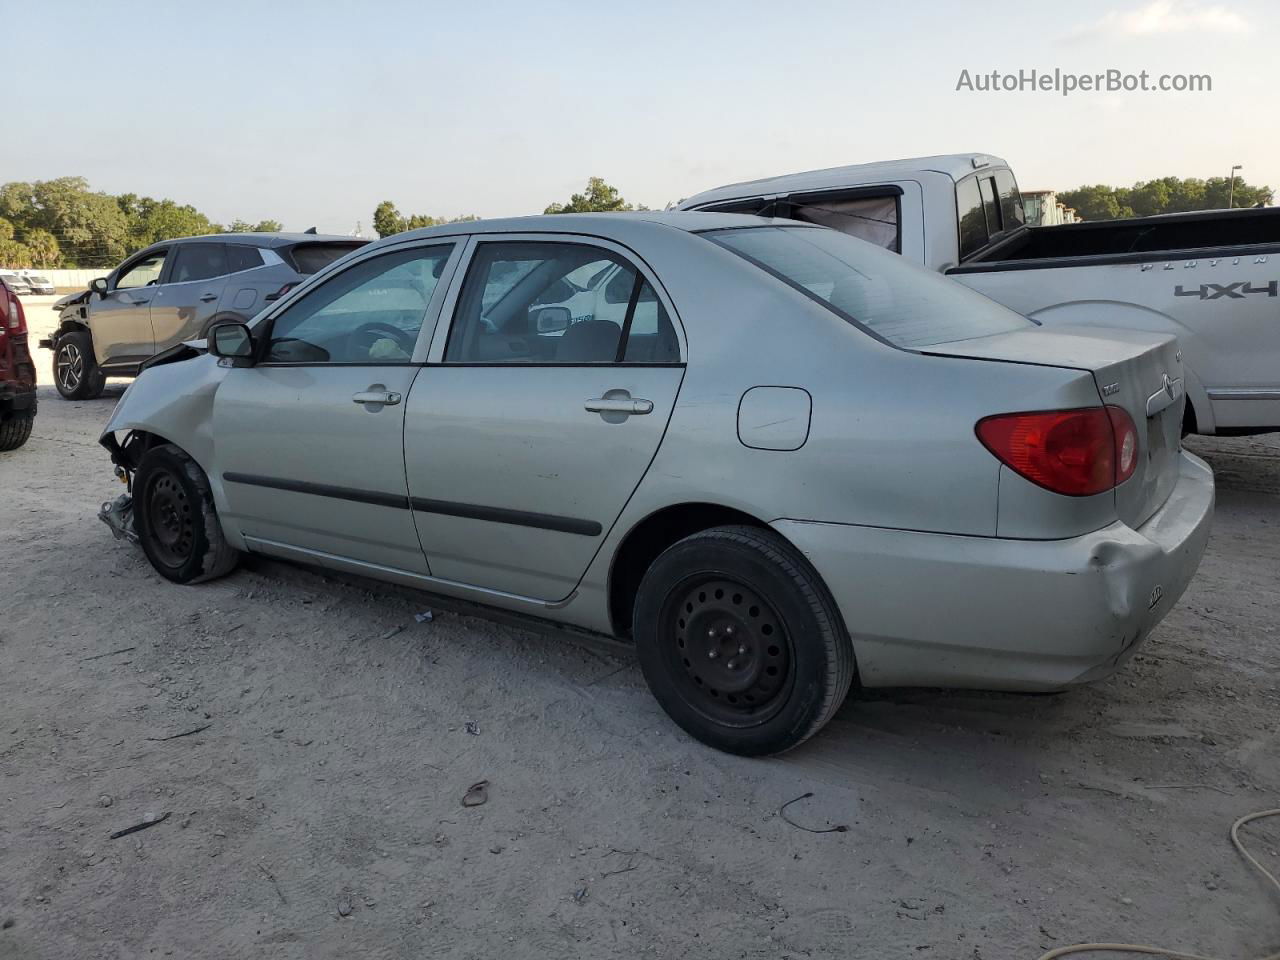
[199, 293, 218, 303]
[585, 396, 653, 415]
[353, 390, 402, 406]
[129, 296, 150, 305]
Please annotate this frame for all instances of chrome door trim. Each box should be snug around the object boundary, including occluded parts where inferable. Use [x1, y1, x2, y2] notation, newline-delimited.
[241, 535, 577, 610]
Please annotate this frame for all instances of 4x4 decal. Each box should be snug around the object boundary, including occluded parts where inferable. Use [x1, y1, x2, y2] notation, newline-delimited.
[1175, 280, 1278, 300]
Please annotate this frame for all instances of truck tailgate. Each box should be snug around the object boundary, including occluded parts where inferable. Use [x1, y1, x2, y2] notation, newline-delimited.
[924, 325, 1186, 528]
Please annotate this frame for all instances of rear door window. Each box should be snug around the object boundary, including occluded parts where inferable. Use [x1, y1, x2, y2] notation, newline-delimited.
[445, 241, 679, 364]
[706, 225, 1031, 349]
[170, 244, 228, 283]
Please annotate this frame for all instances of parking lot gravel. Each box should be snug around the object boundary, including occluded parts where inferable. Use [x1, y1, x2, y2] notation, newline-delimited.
[2, 297, 1277, 959]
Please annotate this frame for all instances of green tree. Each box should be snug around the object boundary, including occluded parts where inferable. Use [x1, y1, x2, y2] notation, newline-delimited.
[23, 177, 131, 267]
[373, 202, 478, 237]
[1059, 176, 1272, 220]
[126, 197, 220, 246]
[0, 219, 32, 268]
[373, 201, 405, 237]
[544, 177, 641, 214]
[225, 218, 284, 233]
[24, 229, 60, 268]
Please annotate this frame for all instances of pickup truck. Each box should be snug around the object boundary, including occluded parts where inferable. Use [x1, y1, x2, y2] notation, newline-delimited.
[680, 154, 1280, 435]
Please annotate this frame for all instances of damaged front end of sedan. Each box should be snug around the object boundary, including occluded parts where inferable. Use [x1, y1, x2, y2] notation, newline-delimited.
[97, 340, 227, 546]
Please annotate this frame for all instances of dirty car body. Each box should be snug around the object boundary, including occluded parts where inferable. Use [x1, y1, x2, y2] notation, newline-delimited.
[100, 212, 1214, 754]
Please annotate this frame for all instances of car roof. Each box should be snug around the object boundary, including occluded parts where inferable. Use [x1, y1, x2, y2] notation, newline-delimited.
[143, 232, 364, 251]
[680, 153, 1010, 208]
[369, 211, 794, 249]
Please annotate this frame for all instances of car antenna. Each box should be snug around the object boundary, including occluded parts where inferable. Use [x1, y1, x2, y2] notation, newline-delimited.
[304, 226, 318, 234]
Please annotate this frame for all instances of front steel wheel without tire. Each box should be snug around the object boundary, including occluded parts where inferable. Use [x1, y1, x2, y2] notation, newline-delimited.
[53, 330, 106, 400]
[133, 443, 239, 584]
[633, 525, 855, 756]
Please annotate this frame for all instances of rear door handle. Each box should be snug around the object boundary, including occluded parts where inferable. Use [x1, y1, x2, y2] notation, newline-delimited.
[199, 293, 218, 303]
[585, 396, 653, 415]
[353, 390, 402, 406]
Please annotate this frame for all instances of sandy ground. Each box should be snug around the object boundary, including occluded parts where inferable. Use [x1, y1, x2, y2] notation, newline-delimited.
[2, 296, 1278, 959]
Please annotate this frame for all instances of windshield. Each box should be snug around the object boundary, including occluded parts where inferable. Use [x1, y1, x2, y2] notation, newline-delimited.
[705, 225, 1033, 348]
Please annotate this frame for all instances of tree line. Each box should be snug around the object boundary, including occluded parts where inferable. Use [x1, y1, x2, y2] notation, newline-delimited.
[3, 171, 1270, 270]
[0, 176, 282, 269]
[1057, 175, 1272, 221]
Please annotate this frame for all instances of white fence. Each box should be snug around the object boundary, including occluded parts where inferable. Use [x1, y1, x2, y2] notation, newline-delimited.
[3, 268, 106, 290]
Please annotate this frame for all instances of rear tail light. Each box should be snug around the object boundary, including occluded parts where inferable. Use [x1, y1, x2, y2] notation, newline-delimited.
[976, 406, 1138, 497]
[5, 286, 26, 333]
[264, 282, 299, 303]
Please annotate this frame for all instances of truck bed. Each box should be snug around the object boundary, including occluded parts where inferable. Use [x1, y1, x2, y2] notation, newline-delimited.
[963, 206, 1280, 269]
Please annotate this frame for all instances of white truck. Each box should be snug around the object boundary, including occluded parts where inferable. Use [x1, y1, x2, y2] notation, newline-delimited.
[680, 154, 1280, 435]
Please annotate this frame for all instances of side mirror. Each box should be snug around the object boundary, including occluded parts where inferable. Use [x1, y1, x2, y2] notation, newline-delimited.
[533, 305, 571, 334]
[90, 277, 109, 297]
[208, 321, 254, 363]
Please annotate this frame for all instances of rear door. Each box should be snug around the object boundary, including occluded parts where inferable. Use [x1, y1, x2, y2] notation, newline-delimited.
[404, 235, 685, 602]
[90, 248, 167, 366]
[150, 241, 230, 349]
[212, 241, 462, 572]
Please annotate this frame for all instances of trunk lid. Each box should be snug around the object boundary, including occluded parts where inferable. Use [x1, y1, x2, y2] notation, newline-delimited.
[925, 325, 1185, 528]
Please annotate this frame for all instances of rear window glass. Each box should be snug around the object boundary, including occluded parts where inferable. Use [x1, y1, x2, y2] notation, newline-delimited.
[288, 242, 365, 275]
[995, 169, 1025, 231]
[956, 176, 988, 259]
[705, 225, 1032, 349]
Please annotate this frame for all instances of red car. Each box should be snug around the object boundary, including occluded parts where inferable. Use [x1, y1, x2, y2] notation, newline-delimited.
[0, 277, 36, 450]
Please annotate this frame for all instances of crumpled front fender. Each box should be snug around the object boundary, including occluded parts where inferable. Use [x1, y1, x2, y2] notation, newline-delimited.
[100, 353, 228, 473]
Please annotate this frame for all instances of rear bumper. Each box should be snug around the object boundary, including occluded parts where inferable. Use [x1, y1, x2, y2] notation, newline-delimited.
[0, 383, 36, 417]
[773, 451, 1215, 691]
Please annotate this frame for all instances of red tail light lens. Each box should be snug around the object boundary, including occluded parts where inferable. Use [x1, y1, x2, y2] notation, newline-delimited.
[976, 406, 1138, 497]
[4, 286, 26, 333]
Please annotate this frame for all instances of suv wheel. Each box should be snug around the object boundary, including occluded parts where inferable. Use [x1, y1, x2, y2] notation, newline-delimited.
[134, 443, 240, 584]
[54, 330, 106, 400]
[0, 413, 33, 451]
[633, 525, 855, 756]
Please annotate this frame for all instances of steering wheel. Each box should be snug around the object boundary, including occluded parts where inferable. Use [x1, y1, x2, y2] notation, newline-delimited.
[351, 320, 417, 358]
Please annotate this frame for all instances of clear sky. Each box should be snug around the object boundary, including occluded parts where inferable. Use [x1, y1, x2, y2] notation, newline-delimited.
[5, 0, 1274, 233]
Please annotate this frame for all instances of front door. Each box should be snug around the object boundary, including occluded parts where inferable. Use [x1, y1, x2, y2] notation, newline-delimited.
[211, 241, 460, 572]
[91, 248, 167, 366]
[405, 237, 685, 601]
[150, 241, 230, 349]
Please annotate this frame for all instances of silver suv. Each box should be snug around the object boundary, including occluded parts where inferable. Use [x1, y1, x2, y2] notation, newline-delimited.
[42, 232, 367, 399]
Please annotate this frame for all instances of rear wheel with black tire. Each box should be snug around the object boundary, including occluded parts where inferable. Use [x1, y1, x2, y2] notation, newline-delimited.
[633, 525, 855, 756]
[53, 329, 106, 400]
[134, 443, 239, 584]
[0, 413, 34, 451]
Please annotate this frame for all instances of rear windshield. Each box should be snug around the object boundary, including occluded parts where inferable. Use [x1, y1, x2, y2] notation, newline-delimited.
[705, 225, 1033, 349]
[286, 242, 366, 275]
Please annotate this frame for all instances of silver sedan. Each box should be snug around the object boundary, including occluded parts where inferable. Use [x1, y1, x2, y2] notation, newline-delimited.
[100, 213, 1215, 755]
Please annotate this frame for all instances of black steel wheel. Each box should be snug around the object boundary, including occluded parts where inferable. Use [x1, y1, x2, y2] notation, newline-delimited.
[662, 578, 794, 726]
[53, 330, 105, 400]
[143, 468, 196, 569]
[633, 525, 855, 756]
[133, 443, 239, 584]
